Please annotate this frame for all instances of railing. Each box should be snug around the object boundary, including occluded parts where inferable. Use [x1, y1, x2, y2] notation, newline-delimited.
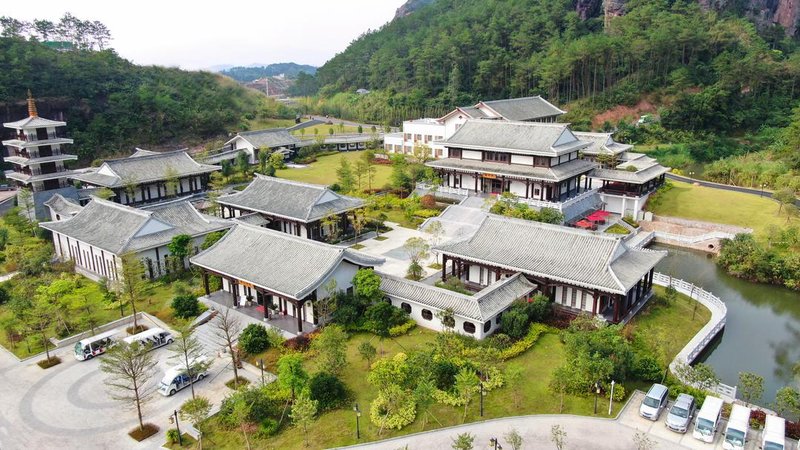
[651, 230, 736, 244]
[517, 188, 599, 212]
[415, 182, 469, 197]
[652, 272, 737, 400]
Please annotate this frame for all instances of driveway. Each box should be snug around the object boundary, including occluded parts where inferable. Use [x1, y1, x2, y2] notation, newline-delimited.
[0, 318, 256, 449]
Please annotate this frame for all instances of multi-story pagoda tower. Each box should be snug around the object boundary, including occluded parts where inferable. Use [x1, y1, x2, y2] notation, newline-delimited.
[2, 91, 77, 192]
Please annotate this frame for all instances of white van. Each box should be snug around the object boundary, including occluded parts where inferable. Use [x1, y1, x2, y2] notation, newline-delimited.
[693, 395, 724, 443]
[762, 414, 786, 450]
[723, 404, 751, 450]
[157, 356, 209, 396]
[123, 327, 173, 351]
[73, 330, 118, 361]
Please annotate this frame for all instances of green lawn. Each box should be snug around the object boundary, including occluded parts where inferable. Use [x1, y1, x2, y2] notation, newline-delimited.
[276, 150, 392, 188]
[629, 285, 711, 361]
[245, 117, 295, 131]
[290, 123, 363, 137]
[201, 329, 626, 449]
[648, 180, 786, 235]
[0, 272, 202, 358]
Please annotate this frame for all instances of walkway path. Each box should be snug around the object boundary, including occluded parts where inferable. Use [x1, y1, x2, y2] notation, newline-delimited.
[666, 173, 800, 206]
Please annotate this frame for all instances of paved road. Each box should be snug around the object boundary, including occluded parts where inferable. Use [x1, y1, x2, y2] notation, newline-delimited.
[666, 173, 800, 206]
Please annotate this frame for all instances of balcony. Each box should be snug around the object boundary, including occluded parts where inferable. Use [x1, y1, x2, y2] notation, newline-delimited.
[3, 133, 74, 148]
[4, 153, 78, 167]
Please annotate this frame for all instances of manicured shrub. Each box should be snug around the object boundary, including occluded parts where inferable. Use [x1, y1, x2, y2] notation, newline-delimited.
[499, 323, 550, 360]
[432, 359, 459, 391]
[632, 353, 663, 382]
[500, 308, 529, 340]
[786, 420, 800, 440]
[257, 418, 279, 437]
[420, 194, 436, 209]
[166, 428, 180, 444]
[283, 334, 311, 352]
[309, 372, 349, 411]
[750, 409, 766, 429]
[238, 324, 270, 355]
[388, 320, 416, 337]
[219, 386, 282, 426]
[171, 294, 200, 319]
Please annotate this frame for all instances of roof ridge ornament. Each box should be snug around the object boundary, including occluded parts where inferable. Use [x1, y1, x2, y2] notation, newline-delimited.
[27, 90, 38, 118]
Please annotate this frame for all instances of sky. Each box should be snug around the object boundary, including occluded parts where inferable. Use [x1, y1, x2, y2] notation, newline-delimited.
[1, 1, 400, 70]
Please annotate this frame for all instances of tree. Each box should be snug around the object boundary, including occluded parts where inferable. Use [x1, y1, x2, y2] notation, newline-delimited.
[311, 324, 348, 375]
[362, 151, 377, 190]
[117, 252, 147, 331]
[354, 158, 368, 191]
[505, 363, 524, 408]
[550, 424, 567, 450]
[201, 230, 226, 250]
[414, 376, 438, 430]
[451, 432, 474, 450]
[258, 148, 271, 173]
[167, 234, 192, 271]
[180, 396, 212, 450]
[425, 221, 445, 263]
[738, 371, 765, 404]
[122, 174, 139, 204]
[436, 307, 456, 330]
[358, 341, 377, 369]
[270, 151, 285, 170]
[633, 431, 655, 450]
[774, 187, 796, 214]
[407, 260, 424, 281]
[238, 323, 270, 355]
[454, 368, 478, 422]
[291, 392, 318, 447]
[366, 301, 397, 344]
[71, 289, 105, 336]
[505, 428, 523, 450]
[100, 342, 159, 433]
[24, 293, 57, 363]
[236, 151, 250, 176]
[308, 372, 348, 411]
[321, 210, 340, 243]
[16, 188, 35, 229]
[403, 237, 430, 266]
[206, 172, 227, 214]
[230, 395, 255, 450]
[213, 308, 243, 387]
[277, 353, 308, 400]
[336, 157, 355, 193]
[353, 268, 383, 303]
[170, 323, 209, 399]
[351, 210, 367, 243]
[412, 144, 433, 163]
[95, 187, 115, 200]
[164, 165, 180, 197]
[773, 386, 800, 418]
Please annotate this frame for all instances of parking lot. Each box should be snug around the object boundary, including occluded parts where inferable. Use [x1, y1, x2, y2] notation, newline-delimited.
[0, 317, 249, 449]
[620, 391, 761, 450]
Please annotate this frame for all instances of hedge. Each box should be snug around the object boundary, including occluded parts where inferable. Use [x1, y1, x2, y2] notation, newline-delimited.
[499, 323, 551, 360]
[389, 320, 416, 337]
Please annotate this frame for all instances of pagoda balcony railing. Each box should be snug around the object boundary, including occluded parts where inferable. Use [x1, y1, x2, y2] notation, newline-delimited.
[517, 187, 599, 212]
[14, 132, 67, 142]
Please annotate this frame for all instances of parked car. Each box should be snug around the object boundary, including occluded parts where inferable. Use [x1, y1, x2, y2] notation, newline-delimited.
[157, 356, 209, 396]
[640, 383, 669, 421]
[762, 414, 786, 450]
[0, 184, 13, 191]
[692, 396, 724, 443]
[722, 404, 751, 450]
[665, 393, 696, 433]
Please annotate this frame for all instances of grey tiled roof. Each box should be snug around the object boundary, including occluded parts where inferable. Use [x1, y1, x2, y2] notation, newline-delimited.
[71, 150, 220, 188]
[457, 106, 488, 119]
[478, 96, 566, 121]
[130, 148, 160, 157]
[572, 132, 632, 156]
[440, 120, 589, 156]
[426, 157, 596, 182]
[39, 198, 231, 254]
[435, 215, 665, 294]
[4, 116, 66, 129]
[234, 128, 300, 149]
[43, 193, 83, 218]
[190, 223, 384, 300]
[218, 175, 364, 222]
[591, 165, 669, 184]
[380, 273, 537, 322]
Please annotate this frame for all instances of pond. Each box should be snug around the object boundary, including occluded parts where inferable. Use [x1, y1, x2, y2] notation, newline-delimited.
[652, 244, 800, 404]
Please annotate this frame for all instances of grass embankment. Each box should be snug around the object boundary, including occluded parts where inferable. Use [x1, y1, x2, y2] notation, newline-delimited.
[276, 150, 392, 188]
[629, 285, 711, 361]
[0, 274, 202, 358]
[244, 118, 295, 131]
[648, 180, 786, 235]
[291, 123, 362, 137]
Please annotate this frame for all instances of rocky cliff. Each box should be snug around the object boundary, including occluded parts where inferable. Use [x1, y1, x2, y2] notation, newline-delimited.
[394, 0, 436, 19]
[575, 0, 800, 35]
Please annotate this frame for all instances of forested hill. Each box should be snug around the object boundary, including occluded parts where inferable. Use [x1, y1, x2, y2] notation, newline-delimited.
[314, 0, 800, 133]
[221, 63, 317, 82]
[0, 38, 283, 162]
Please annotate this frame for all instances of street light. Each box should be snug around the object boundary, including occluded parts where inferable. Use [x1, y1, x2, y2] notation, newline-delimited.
[353, 403, 361, 440]
[168, 409, 183, 446]
[479, 381, 484, 417]
[689, 171, 695, 179]
[609, 380, 616, 415]
[593, 381, 601, 414]
[489, 437, 503, 450]
[259, 358, 265, 386]
[761, 183, 767, 197]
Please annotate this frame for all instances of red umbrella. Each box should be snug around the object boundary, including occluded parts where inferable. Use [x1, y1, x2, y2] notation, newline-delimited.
[586, 211, 604, 221]
[575, 219, 593, 229]
[595, 210, 611, 217]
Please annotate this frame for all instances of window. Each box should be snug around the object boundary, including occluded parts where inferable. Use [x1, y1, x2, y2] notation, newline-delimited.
[560, 287, 567, 304]
[346, 286, 354, 296]
[400, 302, 412, 314]
[580, 291, 586, 311]
[483, 321, 491, 333]
[421, 309, 433, 320]
[571, 289, 577, 308]
[484, 151, 508, 163]
[463, 321, 476, 334]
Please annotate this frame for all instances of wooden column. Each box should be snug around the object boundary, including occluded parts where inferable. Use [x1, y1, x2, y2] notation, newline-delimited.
[202, 271, 210, 295]
[592, 290, 599, 315]
[613, 295, 620, 323]
[295, 300, 304, 333]
[441, 255, 448, 281]
[473, 173, 478, 192]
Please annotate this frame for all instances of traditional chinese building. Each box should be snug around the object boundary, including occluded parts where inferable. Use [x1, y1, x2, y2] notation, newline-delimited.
[190, 223, 384, 333]
[221, 128, 300, 164]
[70, 149, 220, 206]
[434, 215, 666, 324]
[216, 175, 364, 242]
[39, 197, 231, 281]
[2, 92, 77, 192]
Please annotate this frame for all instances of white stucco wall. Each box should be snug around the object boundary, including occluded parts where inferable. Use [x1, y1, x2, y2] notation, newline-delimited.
[509, 180, 527, 197]
[554, 285, 596, 313]
[387, 296, 495, 340]
[511, 154, 533, 165]
[462, 150, 482, 161]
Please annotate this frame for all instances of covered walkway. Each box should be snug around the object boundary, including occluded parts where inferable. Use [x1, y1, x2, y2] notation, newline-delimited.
[199, 290, 316, 338]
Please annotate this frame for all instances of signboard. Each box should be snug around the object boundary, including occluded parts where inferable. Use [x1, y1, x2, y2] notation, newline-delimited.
[481, 173, 497, 179]
[240, 281, 254, 289]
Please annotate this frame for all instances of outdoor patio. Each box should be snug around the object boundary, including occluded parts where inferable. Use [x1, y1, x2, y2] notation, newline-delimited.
[199, 290, 316, 338]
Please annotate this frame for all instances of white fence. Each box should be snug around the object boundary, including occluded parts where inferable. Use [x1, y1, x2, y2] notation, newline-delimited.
[517, 188, 600, 212]
[651, 230, 736, 245]
[652, 273, 737, 400]
[416, 182, 469, 197]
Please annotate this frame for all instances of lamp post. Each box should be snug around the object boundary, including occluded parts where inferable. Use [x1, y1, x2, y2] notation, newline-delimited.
[169, 409, 183, 446]
[259, 358, 265, 386]
[689, 171, 695, 179]
[761, 183, 767, 197]
[609, 380, 616, 415]
[479, 381, 484, 417]
[353, 403, 361, 440]
[594, 381, 601, 414]
[489, 437, 503, 450]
